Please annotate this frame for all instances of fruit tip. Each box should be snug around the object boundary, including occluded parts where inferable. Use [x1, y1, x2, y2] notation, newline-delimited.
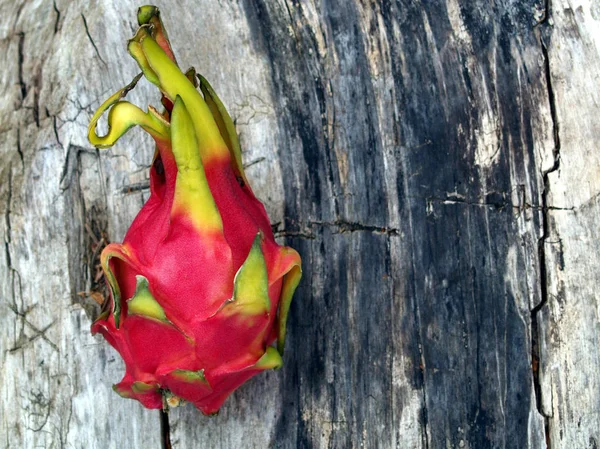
[137, 5, 159, 26]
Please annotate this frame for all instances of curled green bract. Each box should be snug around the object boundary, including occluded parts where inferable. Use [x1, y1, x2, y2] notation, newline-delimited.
[88, 73, 170, 147]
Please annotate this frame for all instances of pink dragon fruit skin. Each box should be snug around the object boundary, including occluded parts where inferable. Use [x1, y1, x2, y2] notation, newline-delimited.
[87, 6, 301, 415]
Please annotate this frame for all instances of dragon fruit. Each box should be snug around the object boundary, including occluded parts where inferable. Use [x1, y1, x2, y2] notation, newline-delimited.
[87, 6, 301, 415]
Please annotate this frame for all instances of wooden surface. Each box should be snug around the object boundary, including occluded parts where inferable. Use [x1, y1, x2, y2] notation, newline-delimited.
[1, 0, 599, 448]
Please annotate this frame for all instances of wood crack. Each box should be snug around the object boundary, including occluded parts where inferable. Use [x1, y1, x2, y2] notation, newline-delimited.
[17, 32, 26, 106]
[53, 0, 61, 34]
[4, 167, 13, 262]
[59, 144, 96, 190]
[121, 181, 151, 195]
[242, 156, 265, 169]
[16, 128, 24, 170]
[53, 115, 63, 149]
[8, 312, 57, 353]
[81, 14, 107, 67]
[532, 5, 560, 446]
[317, 219, 399, 236]
[272, 219, 400, 239]
[426, 196, 572, 212]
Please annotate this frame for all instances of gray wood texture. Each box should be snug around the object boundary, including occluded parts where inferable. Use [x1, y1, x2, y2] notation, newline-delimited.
[1, 0, 599, 448]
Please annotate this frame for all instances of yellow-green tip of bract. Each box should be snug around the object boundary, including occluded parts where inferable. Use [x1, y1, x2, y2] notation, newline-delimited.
[255, 346, 284, 370]
[170, 369, 211, 387]
[170, 96, 223, 233]
[224, 233, 270, 316]
[127, 276, 169, 323]
[137, 5, 159, 25]
[198, 74, 249, 186]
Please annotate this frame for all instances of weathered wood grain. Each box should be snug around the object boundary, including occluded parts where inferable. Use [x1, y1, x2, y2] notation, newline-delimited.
[536, 1, 600, 448]
[0, 0, 598, 448]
